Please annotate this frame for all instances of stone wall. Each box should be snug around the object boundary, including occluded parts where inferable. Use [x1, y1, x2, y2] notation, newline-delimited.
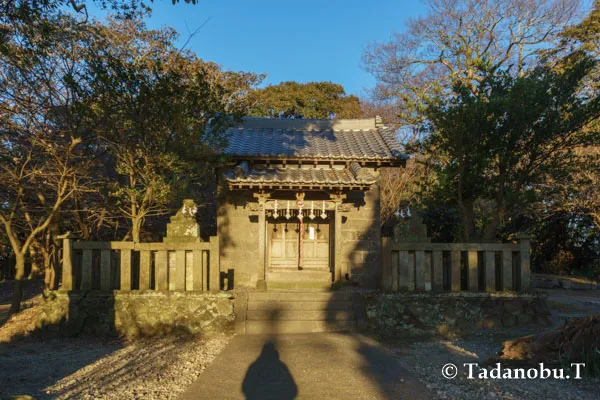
[217, 175, 260, 288]
[35, 291, 235, 340]
[363, 292, 551, 340]
[341, 180, 381, 288]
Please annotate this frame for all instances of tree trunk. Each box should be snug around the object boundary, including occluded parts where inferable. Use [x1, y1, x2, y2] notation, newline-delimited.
[9, 253, 25, 316]
[458, 196, 475, 242]
[28, 243, 42, 279]
[43, 247, 56, 290]
[132, 216, 142, 243]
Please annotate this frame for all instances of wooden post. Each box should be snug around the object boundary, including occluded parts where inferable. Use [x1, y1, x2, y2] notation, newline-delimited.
[60, 234, 74, 290]
[467, 250, 478, 292]
[120, 249, 132, 290]
[502, 250, 513, 291]
[398, 250, 409, 291]
[192, 250, 202, 292]
[485, 250, 495, 292]
[209, 236, 220, 292]
[81, 249, 93, 291]
[155, 250, 168, 290]
[175, 250, 186, 290]
[432, 250, 443, 291]
[139, 250, 151, 290]
[451, 250, 461, 291]
[415, 250, 425, 291]
[517, 235, 532, 292]
[381, 237, 392, 291]
[100, 249, 111, 291]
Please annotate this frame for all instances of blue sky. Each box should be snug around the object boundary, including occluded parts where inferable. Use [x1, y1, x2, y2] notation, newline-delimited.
[86, 0, 427, 97]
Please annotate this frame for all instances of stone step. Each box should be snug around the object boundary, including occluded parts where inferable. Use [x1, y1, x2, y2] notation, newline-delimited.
[247, 300, 353, 311]
[266, 270, 332, 290]
[267, 270, 332, 281]
[266, 281, 332, 290]
[245, 319, 356, 334]
[248, 291, 353, 302]
[269, 265, 331, 272]
[246, 309, 355, 321]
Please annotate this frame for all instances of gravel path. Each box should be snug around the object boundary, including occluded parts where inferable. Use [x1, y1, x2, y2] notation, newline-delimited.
[387, 290, 600, 400]
[396, 331, 599, 400]
[0, 334, 230, 400]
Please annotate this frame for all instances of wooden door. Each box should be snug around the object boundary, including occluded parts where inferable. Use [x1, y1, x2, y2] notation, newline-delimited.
[302, 221, 330, 269]
[268, 221, 299, 269]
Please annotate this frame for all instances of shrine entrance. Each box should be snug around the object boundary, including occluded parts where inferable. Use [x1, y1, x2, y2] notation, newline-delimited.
[267, 219, 331, 271]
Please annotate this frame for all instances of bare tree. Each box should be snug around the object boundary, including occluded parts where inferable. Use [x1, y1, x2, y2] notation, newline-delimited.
[0, 12, 92, 315]
[362, 0, 584, 125]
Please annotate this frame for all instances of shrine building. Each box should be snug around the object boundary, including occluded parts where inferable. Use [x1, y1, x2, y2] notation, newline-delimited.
[217, 117, 405, 290]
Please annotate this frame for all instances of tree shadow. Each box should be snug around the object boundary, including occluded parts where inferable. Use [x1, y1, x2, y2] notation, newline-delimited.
[242, 337, 298, 400]
[0, 330, 122, 398]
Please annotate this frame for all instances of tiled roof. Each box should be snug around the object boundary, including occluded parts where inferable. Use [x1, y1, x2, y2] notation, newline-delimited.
[223, 118, 404, 162]
[224, 162, 377, 188]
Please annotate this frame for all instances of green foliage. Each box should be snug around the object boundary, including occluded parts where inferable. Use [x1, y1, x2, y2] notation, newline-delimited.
[421, 54, 599, 241]
[249, 81, 362, 119]
[72, 17, 262, 241]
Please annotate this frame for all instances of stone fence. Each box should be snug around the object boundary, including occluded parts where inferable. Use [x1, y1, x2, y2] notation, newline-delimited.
[60, 236, 220, 292]
[381, 236, 532, 293]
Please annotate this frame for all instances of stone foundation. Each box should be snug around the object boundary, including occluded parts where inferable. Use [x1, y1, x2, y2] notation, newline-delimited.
[35, 291, 235, 340]
[362, 292, 551, 340]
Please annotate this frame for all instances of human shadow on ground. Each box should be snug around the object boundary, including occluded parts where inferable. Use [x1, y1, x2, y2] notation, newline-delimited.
[242, 338, 298, 400]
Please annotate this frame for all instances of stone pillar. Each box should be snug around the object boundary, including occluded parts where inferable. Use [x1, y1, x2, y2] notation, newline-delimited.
[254, 193, 269, 291]
[59, 232, 73, 291]
[331, 194, 346, 282]
[517, 235, 532, 292]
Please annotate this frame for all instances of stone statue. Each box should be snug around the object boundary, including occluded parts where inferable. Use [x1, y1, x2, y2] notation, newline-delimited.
[392, 207, 431, 243]
[174, 199, 198, 220]
[163, 199, 202, 243]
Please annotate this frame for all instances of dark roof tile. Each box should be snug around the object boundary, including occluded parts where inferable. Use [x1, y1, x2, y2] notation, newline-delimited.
[223, 118, 405, 162]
